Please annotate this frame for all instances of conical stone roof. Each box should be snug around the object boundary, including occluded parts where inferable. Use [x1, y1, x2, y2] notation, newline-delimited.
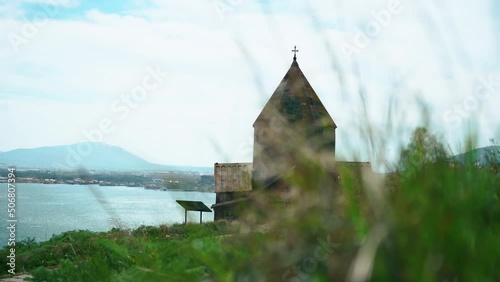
[254, 58, 336, 128]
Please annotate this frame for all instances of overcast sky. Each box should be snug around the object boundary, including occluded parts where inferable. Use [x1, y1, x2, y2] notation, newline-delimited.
[1, 0, 499, 168]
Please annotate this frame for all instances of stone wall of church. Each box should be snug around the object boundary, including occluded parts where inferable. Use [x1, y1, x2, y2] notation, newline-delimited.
[252, 119, 336, 189]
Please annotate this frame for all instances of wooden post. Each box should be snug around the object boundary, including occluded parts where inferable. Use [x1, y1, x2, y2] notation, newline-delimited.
[184, 209, 187, 224]
[200, 211, 202, 224]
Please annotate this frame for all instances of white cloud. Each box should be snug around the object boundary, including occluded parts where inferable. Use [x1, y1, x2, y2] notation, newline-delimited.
[17, 0, 78, 7]
[0, 0, 498, 168]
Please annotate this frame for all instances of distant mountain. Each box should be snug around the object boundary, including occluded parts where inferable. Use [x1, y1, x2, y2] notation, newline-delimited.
[452, 146, 500, 166]
[0, 143, 211, 172]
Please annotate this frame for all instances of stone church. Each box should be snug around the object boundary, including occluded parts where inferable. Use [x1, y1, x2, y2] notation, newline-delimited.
[212, 48, 370, 220]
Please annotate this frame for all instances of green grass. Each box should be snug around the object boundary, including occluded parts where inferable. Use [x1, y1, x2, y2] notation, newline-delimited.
[1, 222, 235, 281]
[1, 130, 499, 281]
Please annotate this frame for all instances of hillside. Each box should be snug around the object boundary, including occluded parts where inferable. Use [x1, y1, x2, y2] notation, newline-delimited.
[0, 143, 210, 172]
[452, 146, 500, 166]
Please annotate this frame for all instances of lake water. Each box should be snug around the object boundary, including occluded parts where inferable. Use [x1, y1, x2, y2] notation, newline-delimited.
[0, 184, 215, 243]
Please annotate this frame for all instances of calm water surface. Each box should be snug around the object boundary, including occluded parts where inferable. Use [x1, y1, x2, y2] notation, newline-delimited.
[0, 184, 215, 243]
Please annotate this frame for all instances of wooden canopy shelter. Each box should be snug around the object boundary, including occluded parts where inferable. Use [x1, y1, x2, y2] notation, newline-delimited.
[176, 200, 212, 224]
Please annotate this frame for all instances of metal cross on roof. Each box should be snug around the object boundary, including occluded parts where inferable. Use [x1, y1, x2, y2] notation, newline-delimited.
[292, 46, 299, 60]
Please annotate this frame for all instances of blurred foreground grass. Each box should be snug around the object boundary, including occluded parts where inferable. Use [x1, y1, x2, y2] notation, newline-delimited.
[1, 129, 499, 282]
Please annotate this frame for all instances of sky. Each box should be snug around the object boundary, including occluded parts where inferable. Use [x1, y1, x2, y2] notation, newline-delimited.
[1, 0, 499, 169]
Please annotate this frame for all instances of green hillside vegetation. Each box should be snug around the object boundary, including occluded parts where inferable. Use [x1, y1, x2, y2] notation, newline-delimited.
[1, 127, 499, 281]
